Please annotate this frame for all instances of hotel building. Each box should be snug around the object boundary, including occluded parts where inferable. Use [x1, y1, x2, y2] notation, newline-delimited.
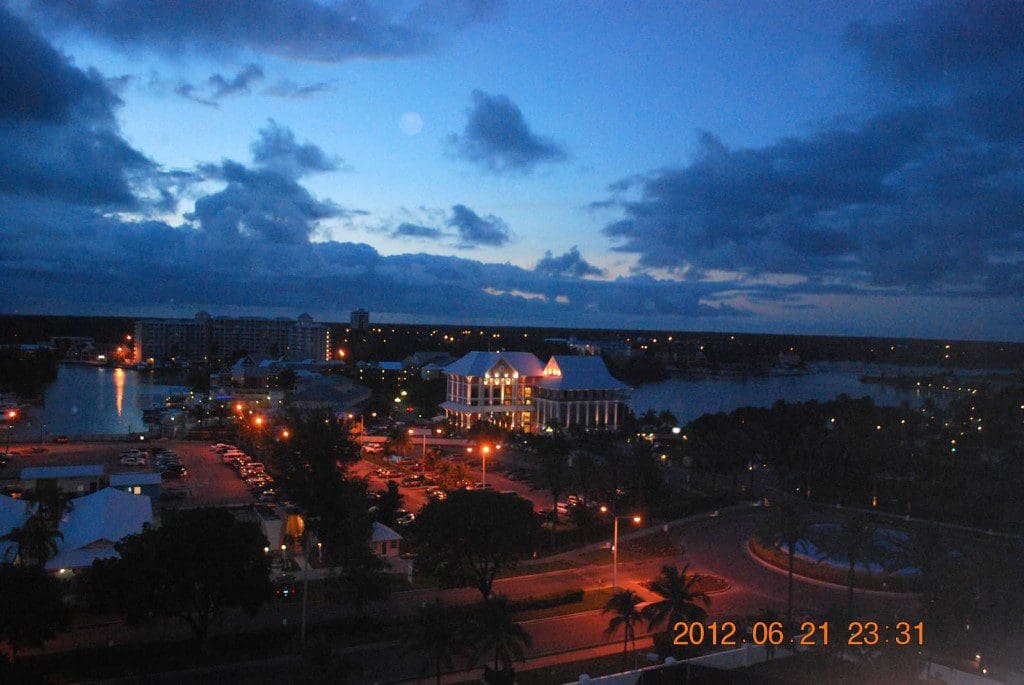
[134, 312, 330, 363]
[441, 351, 630, 432]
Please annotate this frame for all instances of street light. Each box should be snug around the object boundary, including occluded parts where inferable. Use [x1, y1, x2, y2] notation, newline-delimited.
[481, 445, 490, 488]
[600, 507, 642, 590]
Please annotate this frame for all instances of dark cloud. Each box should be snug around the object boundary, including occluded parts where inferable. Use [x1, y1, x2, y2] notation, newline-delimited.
[186, 122, 354, 245]
[20, 0, 497, 63]
[208, 63, 264, 98]
[846, 0, 1024, 86]
[0, 192, 739, 328]
[600, 2, 1024, 298]
[249, 119, 342, 177]
[448, 90, 567, 173]
[173, 64, 265, 108]
[265, 79, 332, 99]
[174, 82, 217, 108]
[535, 247, 605, 278]
[393, 223, 445, 240]
[0, 6, 156, 207]
[447, 204, 512, 247]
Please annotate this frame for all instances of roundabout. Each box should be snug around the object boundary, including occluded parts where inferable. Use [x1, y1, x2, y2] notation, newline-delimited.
[749, 522, 925, 594]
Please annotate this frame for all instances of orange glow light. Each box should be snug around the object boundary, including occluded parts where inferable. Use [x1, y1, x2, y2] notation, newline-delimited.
[632, 516, 642, 524]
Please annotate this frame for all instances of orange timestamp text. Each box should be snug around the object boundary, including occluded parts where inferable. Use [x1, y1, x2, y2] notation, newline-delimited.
[673, 620, 924, 647]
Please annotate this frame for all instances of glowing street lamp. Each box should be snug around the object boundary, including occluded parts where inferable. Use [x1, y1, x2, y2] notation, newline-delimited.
[481, 445, 490, 488]
[600, 508, 642, 590]
[280, 429, 290, 439]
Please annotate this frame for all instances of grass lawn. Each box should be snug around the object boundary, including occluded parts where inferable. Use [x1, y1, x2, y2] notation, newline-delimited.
[641, 574, 730, 596]
[578, 529, 681, 565]
[497, 557, 577, 578]
[514, 587, 614, 622]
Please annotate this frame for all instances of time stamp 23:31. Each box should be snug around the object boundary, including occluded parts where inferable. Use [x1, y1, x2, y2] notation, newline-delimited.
[673, 621, 925, 647]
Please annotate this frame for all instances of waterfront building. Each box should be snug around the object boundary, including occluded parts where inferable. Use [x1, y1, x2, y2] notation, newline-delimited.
[441, 351, 630, 432]
[134, 312, 329, 363]
[534, 355, 630, 429]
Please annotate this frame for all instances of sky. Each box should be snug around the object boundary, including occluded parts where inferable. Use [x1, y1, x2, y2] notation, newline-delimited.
[1, 0, 1022, 341]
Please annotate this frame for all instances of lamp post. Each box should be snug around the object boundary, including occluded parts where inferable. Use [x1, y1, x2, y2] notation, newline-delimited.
[481, 445, 489, 487]
[4, 410, 17, 457]
[409, 428, 426, 458]
[601, 506, 641, 591]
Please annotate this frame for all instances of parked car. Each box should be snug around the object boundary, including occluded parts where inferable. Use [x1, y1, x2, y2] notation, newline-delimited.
[362, 443, 383, 453]
[474, 482, 493, 489]
[120, 455, 146, 466]
[395, 511, 415, 526]
[425, 486, 447, 501]
[54, 435, 69, 444]
[161, 464, 188, 478]
[401, 475, 426, 487]
[273, 574, 299, 599]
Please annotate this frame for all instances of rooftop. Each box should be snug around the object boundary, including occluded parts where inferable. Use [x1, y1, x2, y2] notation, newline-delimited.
[109, 472, 163, 486]
[537, 355, 629, 391]
[444, 351, 545, 378]
[21, 465, 104, 480]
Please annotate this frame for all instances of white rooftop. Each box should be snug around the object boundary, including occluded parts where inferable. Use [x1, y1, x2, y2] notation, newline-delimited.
[370, 521, 402, 542]
[46, 487, 153, 570]
[537, 355, 629, 391]
[444, 351, 545, 378]
[0, 495, 32, 561]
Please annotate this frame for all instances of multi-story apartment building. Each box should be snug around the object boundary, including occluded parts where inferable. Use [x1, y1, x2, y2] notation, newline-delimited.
[441, 351, 629, 432]
[134, 312, 329, 363]
[350, 308, 370, 331]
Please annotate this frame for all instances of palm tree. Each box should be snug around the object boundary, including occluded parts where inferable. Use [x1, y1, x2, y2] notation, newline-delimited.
[0, 513, 62, 566]
[760, 496, 808, 627]
[388, 426, 411, 457]
[603, 589, 644, 661]
[473, 595, 532, 671]
[408, 600, 466, 685]
[820, 514, 877, 620]
[641, 564, 711, 633]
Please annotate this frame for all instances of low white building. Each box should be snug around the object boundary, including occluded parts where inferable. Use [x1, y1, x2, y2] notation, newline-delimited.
[0, 495, 32, 562]
[370, 521, 402, 560]
[46, 487, 153, 571]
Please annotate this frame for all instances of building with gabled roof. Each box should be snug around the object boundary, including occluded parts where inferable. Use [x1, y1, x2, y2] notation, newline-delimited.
[441, 351, 546, 431]
[0, 495, 32, 562]
[534, 356, 630, 430]
[441, 351, 629, 432]
[45, 487, 153, 571]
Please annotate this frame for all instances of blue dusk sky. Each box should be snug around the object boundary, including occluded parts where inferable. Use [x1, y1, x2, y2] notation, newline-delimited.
[1, 1, 1022, 340]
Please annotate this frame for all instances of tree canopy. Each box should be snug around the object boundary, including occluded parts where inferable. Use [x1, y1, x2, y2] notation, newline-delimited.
[0, 563, 69, 661]
[412, 490, 539, 598]
[85, 508, 271, 643]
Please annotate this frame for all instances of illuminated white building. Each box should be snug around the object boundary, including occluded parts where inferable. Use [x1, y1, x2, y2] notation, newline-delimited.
[441, 351, 629, 432]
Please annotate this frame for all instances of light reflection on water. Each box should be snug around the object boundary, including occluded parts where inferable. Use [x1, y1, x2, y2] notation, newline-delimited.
[11, 365, 182, 439]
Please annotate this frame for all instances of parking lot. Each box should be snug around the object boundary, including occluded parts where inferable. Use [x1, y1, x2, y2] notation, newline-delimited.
[351, 449, 554, 516]
[1, 439, 254, 508]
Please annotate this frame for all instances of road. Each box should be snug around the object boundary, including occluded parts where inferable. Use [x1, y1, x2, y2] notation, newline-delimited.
[35, 507, 920, 683]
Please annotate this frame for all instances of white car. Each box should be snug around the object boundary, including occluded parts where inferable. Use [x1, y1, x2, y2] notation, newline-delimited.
[120, 455, 146, 466]
[362, 443, 384, 453]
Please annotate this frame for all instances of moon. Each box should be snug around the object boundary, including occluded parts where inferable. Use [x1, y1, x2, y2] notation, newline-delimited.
[399, 112, 423, 136]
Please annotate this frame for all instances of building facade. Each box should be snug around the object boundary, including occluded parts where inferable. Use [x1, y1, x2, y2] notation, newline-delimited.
[134, 312, 329, 363]
[350, 308, 370, 331]
[441, 351, 629, 432]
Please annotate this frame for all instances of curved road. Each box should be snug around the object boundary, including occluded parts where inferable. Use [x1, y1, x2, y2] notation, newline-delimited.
[679, 511, 920, 623]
